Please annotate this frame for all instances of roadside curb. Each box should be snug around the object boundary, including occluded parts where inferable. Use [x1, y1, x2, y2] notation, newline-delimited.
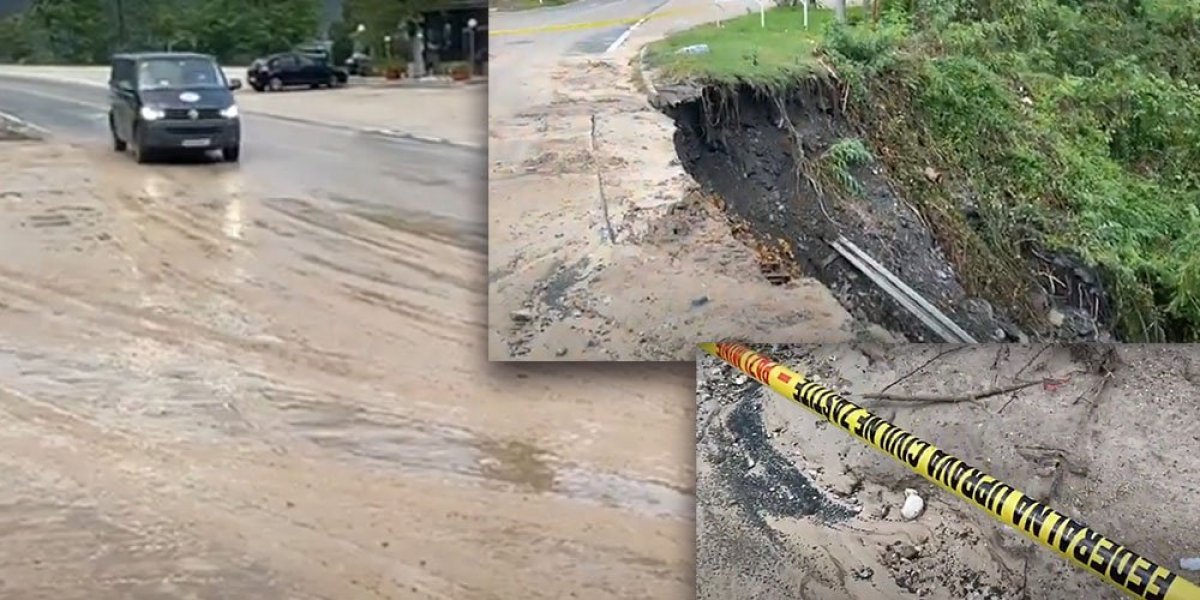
[251, 112, 482, 151]
[361, 127, 484, 150]
[638, 45, 662, 107]
[349, 77, 487, 90]
[0, 109, 50, 138]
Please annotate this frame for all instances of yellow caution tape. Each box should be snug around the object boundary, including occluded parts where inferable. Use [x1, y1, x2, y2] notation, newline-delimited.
[489, 6, 698, 37]
[699, 341, 1200, 600]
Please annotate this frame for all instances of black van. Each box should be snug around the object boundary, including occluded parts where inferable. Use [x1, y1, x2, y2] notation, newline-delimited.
[108, 52, 243, 163]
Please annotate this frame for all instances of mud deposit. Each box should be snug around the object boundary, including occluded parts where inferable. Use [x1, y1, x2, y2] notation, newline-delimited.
[665, 82, 1108, 343]
[0, 135, 693, 599]
[695, 344, 1200, 600]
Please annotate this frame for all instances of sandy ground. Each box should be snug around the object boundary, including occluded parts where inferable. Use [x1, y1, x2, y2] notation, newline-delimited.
[0, 103, 693, 598]
[696, 344, 1200, 600]
[488, 0, 861, 361]
[0, 65, 485, 148]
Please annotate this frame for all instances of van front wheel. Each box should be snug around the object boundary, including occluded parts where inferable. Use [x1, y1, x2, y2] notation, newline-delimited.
[130, 125, 151, 164]
[109, 113, 126, 152]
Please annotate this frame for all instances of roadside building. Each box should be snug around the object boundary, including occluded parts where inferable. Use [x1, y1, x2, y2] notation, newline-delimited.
[414, 0, 487, 74]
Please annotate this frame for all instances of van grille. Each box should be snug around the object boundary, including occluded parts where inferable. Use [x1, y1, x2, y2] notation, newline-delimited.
[165, 126, 222, 135]
[163, 108, 222, 120]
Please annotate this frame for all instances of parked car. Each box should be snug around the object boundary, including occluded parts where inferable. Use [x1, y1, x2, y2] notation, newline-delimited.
[246, 52, 348, 92]
[344, 52, 373, 76]
[107, 52, 242, 163]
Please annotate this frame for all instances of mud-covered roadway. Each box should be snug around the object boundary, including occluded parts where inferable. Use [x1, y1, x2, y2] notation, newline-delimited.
[0, 74, 693, 599]
[488, 0, 871, 361]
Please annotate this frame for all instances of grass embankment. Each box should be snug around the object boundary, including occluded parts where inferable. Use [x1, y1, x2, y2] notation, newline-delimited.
[645, 6, 855, 86]
[650, 0, 1200, 341]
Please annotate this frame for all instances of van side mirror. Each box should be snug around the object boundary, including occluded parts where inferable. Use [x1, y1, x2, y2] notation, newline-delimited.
[228, 78, 242, 91]
[116, 79, 134, 92]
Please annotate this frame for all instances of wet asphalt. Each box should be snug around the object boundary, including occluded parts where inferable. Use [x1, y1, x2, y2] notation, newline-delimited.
[0, 74, 486, 247]
[490, 0, 668, 119]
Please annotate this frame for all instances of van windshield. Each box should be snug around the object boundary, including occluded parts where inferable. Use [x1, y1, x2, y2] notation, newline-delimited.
[137, 57, 225, 90]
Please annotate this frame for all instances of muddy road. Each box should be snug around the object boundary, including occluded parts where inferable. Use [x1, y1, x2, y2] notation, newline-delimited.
[0, 75, 693, 599]
[697, 344, 1200, 600]
[488, 0, 864, 361]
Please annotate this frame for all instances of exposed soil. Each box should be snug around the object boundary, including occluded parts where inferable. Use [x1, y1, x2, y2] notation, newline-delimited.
[664, 81, 1111, 344]
[696, 343, 1200, 600]
[489, 56, 867, 361]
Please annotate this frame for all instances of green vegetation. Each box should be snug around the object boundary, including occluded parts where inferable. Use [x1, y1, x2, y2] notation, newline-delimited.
[0, 0, 320, 64]
[819, 138, 874, 197]
[0, 0, 444, 66]
[655, 0, 1200, 341]
[644, 6, 856, 87]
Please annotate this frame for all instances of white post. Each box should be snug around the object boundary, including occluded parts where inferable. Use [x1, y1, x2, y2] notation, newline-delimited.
[803, 0, 809, 28]
[758, 0, 765, 28]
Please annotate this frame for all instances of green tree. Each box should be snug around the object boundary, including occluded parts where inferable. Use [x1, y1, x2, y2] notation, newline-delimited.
[13, 0, 320, 64]
[0, 15, 37, 62]
[28, 0, 113, 63]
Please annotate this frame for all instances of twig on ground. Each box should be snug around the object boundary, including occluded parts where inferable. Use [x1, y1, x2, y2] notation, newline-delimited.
[878, 345, 965, 394]
[1015, 344, 1051, 380]
[865, 379, 1042, 404]
[990, 345, 1010, 386]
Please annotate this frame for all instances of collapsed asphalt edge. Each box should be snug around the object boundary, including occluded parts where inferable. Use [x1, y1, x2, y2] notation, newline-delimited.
[638, 45, 662, 107]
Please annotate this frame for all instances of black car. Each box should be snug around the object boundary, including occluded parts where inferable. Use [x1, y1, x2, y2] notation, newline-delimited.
[344, 52, 373, 76]
[247, 52, 348, 92]
[108, 52, 242, 163]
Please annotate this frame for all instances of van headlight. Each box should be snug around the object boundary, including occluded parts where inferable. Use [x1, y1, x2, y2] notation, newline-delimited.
[219, 105, 239, 119]
[139, 106, 165, 121]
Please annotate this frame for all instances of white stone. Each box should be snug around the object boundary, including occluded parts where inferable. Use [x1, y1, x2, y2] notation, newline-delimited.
[900, 488, 925, 521]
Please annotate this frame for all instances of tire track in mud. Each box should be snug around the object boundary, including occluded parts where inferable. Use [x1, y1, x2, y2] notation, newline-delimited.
[0, 266, 370, 381]
[261, 196, 480, 289]
[60, 160, 481, 364]
[257, 196, 485, 337]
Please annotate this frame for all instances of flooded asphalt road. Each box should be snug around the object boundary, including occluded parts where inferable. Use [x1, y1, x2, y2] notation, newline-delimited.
[0, 76, 693, 598]
[0, 75, 483, 244]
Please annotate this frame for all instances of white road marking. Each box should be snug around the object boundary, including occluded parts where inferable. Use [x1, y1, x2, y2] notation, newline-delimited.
[0, 109, 51, 136]
[605, 12, 652, 54]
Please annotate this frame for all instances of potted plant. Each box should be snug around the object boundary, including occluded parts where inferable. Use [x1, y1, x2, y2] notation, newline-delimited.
[383, 58, 404, 80]
[447, 61, 471, 81]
